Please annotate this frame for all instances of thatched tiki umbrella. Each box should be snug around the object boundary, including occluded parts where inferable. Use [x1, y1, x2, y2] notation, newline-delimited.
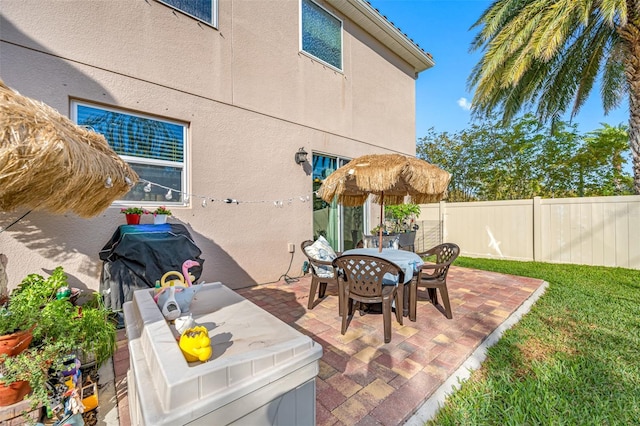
[317, 153, 451, 252]
[0, 79, 138, 217]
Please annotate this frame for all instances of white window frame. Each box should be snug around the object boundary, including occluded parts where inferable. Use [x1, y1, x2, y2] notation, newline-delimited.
[299, 0, 344, 72]
[71, 101, 189, 207]
[157, 0, 218, 28]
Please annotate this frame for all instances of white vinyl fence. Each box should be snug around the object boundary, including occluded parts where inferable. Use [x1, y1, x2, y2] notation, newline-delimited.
[416, 195, 640, 270]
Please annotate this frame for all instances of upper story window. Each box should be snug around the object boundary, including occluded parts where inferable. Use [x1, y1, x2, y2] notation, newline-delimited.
[301, 0, 342, 71]
[72, 102, 188, 206]
[158, 0, 218, 28]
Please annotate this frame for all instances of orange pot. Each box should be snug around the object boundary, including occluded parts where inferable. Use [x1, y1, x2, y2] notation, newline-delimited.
[0, 328, 33, 357]
[0, 380, 31, 406]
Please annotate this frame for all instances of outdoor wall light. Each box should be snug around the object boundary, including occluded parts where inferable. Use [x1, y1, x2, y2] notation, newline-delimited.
[295, 147, 308, 165]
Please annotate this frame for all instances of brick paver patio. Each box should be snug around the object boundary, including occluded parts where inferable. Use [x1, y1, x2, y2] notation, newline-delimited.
[113, 266, 546, 425]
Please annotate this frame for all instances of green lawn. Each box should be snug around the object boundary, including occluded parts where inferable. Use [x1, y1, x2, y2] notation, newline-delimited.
[428, 258, 640, 425]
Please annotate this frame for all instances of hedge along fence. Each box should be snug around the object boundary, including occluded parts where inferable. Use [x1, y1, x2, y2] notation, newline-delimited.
[416, 195, 640, 270]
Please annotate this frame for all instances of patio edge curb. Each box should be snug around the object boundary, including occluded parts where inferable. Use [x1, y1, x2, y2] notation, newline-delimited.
[404, 279, 550, 425]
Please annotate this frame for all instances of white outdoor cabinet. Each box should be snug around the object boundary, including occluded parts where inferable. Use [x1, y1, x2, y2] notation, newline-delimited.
[123, 282, 323, 425]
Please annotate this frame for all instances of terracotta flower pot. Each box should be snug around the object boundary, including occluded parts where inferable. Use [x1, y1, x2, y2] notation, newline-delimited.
[0, 329, 34, 406]
[125, 213, 141, 225]
[0, 380, 31, 406]
[0, 328, 33, 357]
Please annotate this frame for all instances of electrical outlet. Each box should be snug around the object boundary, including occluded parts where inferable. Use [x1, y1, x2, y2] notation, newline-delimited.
[287, 243, 295, 253]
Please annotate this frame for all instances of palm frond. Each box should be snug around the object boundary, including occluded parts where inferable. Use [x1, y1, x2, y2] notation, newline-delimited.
[532, 0, 586, 61]
[598, 0, 628, 26]
[571, 18, 616, 116]
[470, 0, 528, 47]
[601, 45, 627, 112]
[469, 0, 629, 125]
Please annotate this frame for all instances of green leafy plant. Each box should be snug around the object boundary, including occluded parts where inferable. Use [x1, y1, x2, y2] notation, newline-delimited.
[384, 204, 421, 233]
[0, 267, 116, 412]
[0, 268, 64, 336]
[120, 206, 146, 215]
[153, 206, 172, 216]
[370, 224, 387, 235]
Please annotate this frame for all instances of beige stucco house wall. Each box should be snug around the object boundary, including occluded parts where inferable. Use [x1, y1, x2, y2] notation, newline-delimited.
[0, 0, 433, 293]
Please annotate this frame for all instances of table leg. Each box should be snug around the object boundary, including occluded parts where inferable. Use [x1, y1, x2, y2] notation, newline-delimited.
[397, 282, 412, 321]
[396, 282, 404, 325]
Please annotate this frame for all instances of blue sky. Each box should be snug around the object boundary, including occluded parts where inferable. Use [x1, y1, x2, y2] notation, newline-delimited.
[367, 0, 631, 139]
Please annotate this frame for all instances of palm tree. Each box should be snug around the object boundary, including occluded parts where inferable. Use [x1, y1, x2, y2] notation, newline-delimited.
[468, 0, 640, 194]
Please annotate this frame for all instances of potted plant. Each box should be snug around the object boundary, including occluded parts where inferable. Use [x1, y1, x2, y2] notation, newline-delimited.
[385, 204, 421, 233]
[0, 268, 63, 406]
[382, 203, 421, 250]
[120, 206, 147, 225]
[152, 206, 172, 225]
[0, 267, 62, 354]
[370, 224, 387, 235]
[0, 267, 116, 413]
[0, 282, 48, 406]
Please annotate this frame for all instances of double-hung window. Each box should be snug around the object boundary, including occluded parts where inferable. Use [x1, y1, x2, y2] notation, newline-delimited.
[157, 0, 218, 28]
[72, 102, 187, 206]
[301, 0, 343, 71]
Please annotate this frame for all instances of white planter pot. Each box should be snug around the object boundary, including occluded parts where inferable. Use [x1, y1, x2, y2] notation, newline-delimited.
[154, 214, 168, 225]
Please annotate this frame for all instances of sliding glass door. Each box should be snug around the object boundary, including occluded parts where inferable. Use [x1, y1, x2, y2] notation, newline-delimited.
[312, 154, 366, 251]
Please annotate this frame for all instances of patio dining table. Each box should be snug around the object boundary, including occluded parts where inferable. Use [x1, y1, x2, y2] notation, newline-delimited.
[341, 248, 424, 318]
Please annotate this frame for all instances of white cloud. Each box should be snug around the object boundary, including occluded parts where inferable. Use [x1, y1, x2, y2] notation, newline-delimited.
[457, 97, 472, 111]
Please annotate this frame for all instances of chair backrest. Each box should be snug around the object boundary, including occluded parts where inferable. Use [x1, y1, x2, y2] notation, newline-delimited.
[301, 240, 315, 260]
[418, 243, 460, 279]
[332, 255, 404, 297]
[397, 232, 416, 251]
